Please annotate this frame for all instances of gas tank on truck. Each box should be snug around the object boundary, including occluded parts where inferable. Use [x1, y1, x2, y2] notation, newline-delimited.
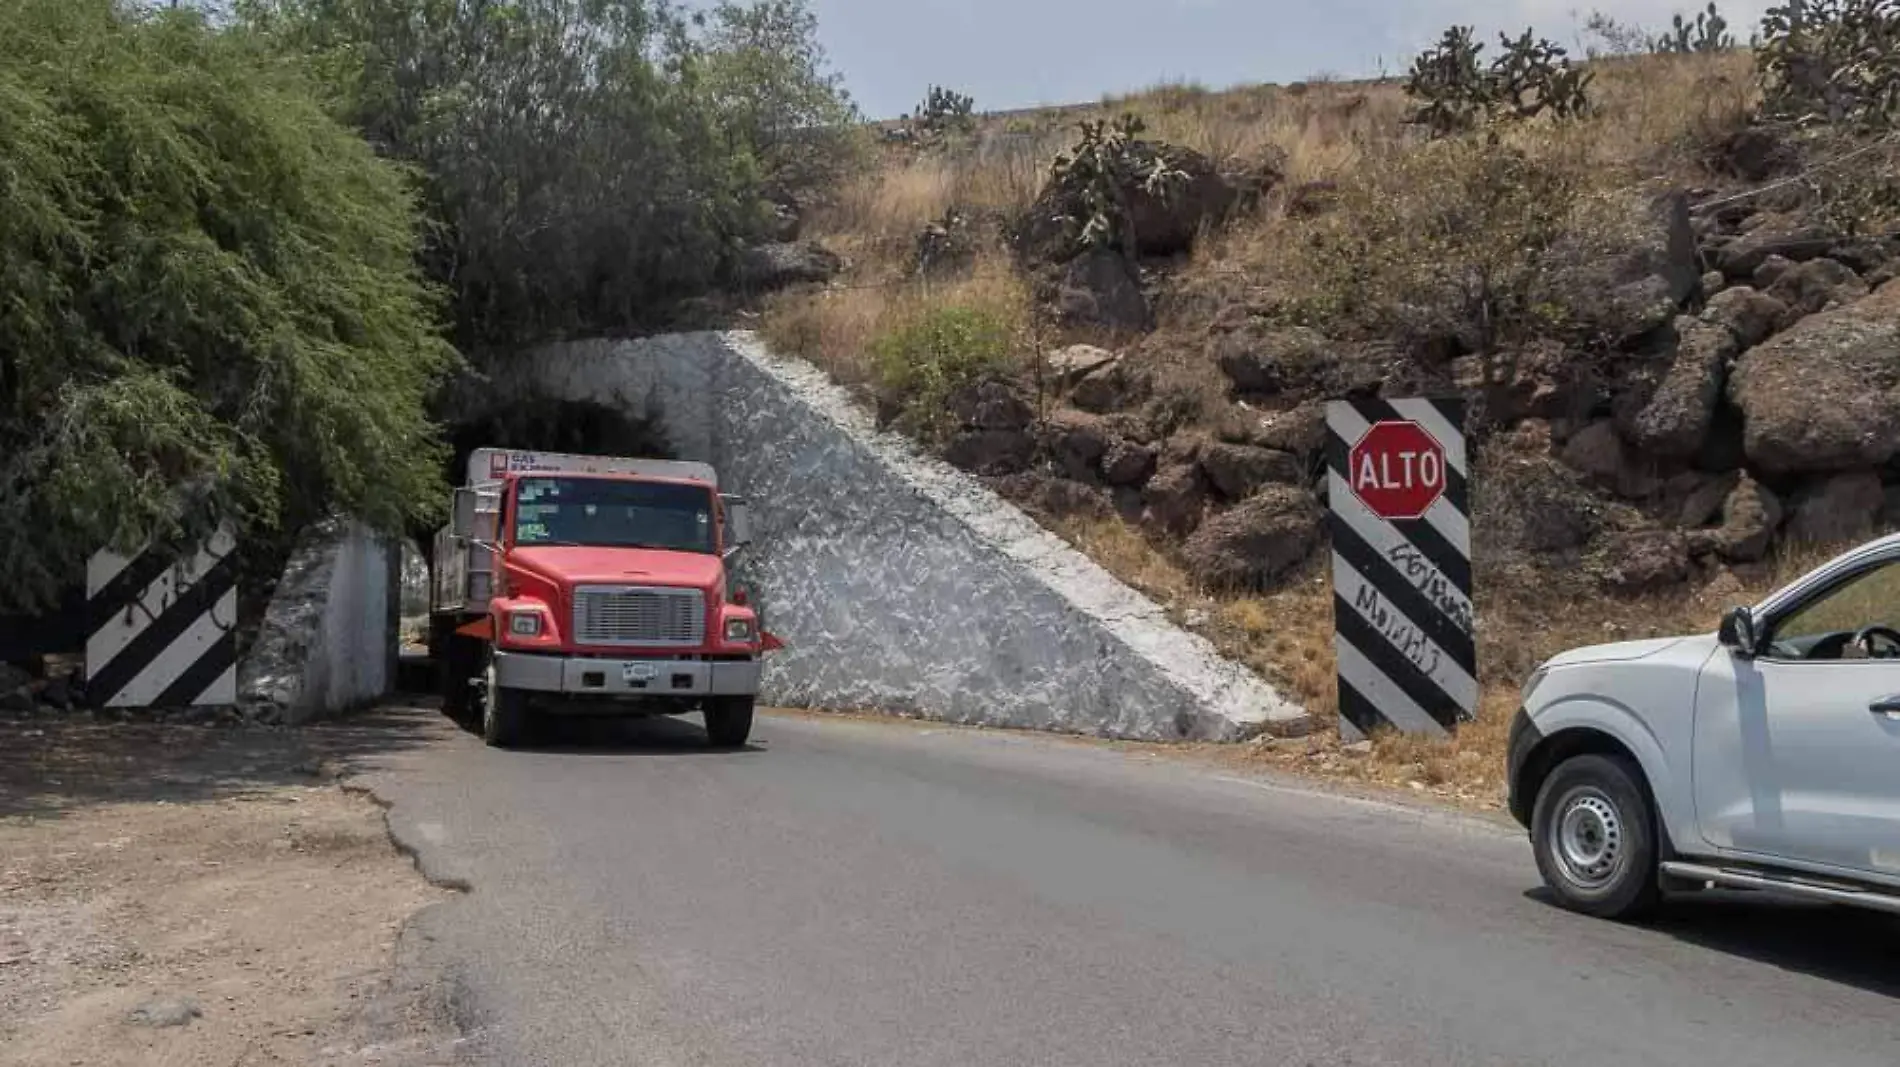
[426, 448, 780, 750]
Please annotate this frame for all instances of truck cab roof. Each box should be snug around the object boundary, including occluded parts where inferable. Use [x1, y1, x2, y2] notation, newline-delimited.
[466, 448, 717, 489]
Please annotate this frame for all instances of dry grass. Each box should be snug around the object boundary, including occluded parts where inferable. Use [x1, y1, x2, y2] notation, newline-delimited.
[1040, 508, 1858, 809]
[763, 50, 1808, 806]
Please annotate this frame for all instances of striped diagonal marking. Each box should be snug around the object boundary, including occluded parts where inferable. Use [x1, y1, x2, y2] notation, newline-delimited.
[1333, 634, 1453, 739]
[1327, 469, 1474, 613]
[86, 552, 238, 707]
[1330, 550, 1478, 707]
[87, 548, 211, 680]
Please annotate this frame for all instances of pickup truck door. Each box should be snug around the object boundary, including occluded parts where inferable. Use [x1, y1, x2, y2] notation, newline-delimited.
[1692, 554, 1900, 880]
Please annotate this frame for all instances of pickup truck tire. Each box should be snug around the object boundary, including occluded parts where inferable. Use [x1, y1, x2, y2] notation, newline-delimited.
[480, 657, 530, 749]
[1531, 753, 1660, 920]
[704, 696, 754, 748]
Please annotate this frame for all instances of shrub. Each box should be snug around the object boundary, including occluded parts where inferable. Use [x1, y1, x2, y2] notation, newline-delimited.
[0, 0, 453, 612]
[904, 85, 977, 139]
[1654, 2, 1736, 52]
[1403, 26, 1593, 136]
[871, 306, 1015, 439]
[1757, 0, 1900, 127]
[1045, 114, 1189, 255]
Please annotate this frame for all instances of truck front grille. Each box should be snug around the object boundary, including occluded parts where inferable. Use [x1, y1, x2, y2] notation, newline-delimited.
[572, 586, 705, 647]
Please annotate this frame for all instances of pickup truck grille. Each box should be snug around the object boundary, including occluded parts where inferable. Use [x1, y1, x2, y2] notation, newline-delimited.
[571, 586, 705, 647]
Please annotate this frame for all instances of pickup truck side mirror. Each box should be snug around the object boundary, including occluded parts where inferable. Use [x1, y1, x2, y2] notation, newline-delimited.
[1718, 605, 1759, 657]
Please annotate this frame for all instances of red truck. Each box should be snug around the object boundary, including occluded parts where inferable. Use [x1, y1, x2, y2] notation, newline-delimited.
[428, 447, 778, 748]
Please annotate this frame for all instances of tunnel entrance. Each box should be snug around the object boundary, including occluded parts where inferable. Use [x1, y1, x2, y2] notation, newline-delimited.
[411, 392, 679, 557]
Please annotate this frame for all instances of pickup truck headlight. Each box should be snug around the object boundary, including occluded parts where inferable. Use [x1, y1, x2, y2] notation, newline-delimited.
[724, 618, 755, 643]
[508, 611, 543, 637]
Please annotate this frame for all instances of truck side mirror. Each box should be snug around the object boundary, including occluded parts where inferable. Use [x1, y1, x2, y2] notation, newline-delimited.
[721, 494, 753, 549]
[1718, 605, 1758, 656]
[452, 487, 498, 543]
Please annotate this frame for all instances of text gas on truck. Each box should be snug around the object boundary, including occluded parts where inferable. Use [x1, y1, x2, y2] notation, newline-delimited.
[428, 448, 781, 748]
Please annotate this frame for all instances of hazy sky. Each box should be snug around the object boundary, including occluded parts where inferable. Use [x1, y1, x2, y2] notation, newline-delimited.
[803, 0, 1775, 118]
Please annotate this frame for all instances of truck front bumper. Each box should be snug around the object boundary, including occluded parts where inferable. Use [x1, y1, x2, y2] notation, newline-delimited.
[492, 651, 761, 698]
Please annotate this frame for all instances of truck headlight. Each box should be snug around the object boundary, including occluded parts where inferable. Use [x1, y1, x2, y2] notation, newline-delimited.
[508, 611, 543, 637]
[724, 618, 755, 643]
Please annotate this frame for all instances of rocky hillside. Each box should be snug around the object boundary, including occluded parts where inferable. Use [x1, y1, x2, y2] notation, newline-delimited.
[752, 14, 1900, 788]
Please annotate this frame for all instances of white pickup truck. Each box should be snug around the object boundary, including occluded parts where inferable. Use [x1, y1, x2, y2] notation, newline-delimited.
[1510, 533, 1900, 920]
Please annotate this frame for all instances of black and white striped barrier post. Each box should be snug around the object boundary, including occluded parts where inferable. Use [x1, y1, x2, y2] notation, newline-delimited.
[1324, 398, 1476, 742]
[84, 525, 239, 708]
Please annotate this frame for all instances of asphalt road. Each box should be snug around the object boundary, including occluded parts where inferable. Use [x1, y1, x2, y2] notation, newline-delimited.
[353, 707, 1900, 1067]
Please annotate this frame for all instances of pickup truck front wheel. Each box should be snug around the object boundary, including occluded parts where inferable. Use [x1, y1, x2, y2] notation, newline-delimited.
[1531, 754, 1660, 920]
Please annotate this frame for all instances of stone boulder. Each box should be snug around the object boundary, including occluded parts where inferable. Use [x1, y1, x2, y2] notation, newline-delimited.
[1558, 419, 1656, 498]
[1729, 282, 1900, 474]
[1689, 474, 1783, 562]
[1786, 471, 1885, 545]
[1592, 529, 1691, 593]
[942, 429, 1035, 475]
[1763, 257, 1867, 321]
[948, 380, 1035, 432]
[1246, 401, 1329, 459]
[1713, 215, 1835, 280]
[1213, 324, 1329, 396]
[1452, 341, 1595, 426]
[1101, 438, 1158, 487]
[1041, 411, 1110, 481]
[1055, 249, 1152, 332]
[1549, 190, 1700, 346]
[1071, 359, 1153, 413]
[1198, 441, 1304, 501]
[733, 241, 842, 290]
[1142, 460, 1208, 535]
[1620, 316, 1741, 459]
[1700, 285, 1787, 348]
[1481, 425, 1607, 554]
[1180, 487, 1323, 591]
[1017, 140, 1242, 264]
[1045, 344, 1119, 387]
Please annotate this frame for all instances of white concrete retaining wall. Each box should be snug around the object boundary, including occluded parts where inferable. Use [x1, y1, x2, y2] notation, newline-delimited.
[239, 517, 399, 724]
[498, 331, 1306, 741]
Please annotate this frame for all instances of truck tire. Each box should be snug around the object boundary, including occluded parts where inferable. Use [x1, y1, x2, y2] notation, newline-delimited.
[1531, 753, 1660, 920]
[480, 656, 530, 749]
[704, 695, 754, 748]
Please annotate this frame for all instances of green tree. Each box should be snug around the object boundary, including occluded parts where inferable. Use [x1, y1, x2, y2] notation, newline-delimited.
[0, 0, 453, 612]
[690, 0, 863, 202]
[241, 0, 856, 353]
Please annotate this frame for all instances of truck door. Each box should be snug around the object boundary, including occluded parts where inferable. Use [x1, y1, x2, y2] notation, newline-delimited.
[1692, 554, 1900, 880]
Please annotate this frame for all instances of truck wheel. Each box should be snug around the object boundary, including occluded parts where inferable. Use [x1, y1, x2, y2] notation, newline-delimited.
[480, 656, 530, 749]
[704, 695, 754, 748]
[1531, 753, 1660, 920]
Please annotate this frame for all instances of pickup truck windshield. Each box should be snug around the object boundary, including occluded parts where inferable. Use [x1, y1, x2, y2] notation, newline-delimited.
[512, 477, 715, 554]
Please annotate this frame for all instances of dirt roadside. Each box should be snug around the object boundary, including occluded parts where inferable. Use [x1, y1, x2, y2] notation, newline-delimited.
[0, 712, 466, 1067]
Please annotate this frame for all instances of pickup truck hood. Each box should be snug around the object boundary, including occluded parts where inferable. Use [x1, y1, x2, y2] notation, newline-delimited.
[508, 546, 723, 589]
[1544, 634, 1694, 668]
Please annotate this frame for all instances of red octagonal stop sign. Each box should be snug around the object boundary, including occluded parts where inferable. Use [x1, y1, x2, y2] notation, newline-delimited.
[1348, 420, 1447, 521]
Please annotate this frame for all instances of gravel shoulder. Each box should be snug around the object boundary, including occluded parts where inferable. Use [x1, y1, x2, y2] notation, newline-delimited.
[0, 714, 466, 1067]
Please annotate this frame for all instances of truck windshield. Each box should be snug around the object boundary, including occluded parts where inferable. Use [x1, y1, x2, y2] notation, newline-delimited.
[511, 477, 715, 554]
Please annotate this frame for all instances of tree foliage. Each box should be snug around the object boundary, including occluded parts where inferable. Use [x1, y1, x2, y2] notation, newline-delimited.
[0, 0, 453, 612]
[238, 0, 858, 353]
